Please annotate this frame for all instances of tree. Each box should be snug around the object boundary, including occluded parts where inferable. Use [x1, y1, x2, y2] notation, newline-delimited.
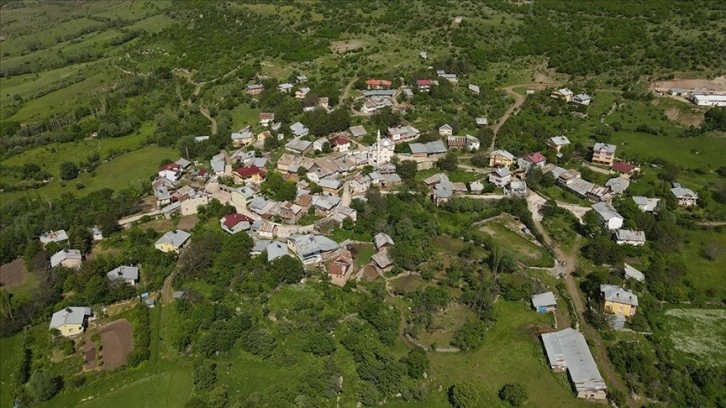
[451, 319, 488, 351]
[59, 161, 80, 180]
[498, 383, 528, 407]
[448, 382, 479, 408]
[267, 255, 304, 285]
[303, 332, 337, 356]
[193, 360, 217, 391]
[436, 152, 459, 171]
[398, 160, 418, 182]
[28, 370, 62, 402]
[401, 347, 429, 379]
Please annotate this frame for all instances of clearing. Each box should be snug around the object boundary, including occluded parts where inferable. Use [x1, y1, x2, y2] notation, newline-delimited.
[0, 258, 27, 289]
[663, 308, 726, 365]
[479, 215, 553, 267]
[84, 319, 134, 371]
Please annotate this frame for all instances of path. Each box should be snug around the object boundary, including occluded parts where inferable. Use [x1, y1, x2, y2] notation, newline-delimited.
[526, 192, 636, 407]
[199, 105, 218, 135]
[341, 76, 358, 100]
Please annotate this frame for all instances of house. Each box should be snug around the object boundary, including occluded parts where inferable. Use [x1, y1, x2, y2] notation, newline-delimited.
[591, 143, 617, 166]
[40, 230, 69, 246]
[691, 94, 726, 107]
[312, 137, 329, 152]
[371, 251, 393, 271]
[318, 97, 329, 109]
[600, 284, 638, 317]
[233, 166, 266, 183]
[387, 125, 420, 143]
[257, 221, 277, 239]
[231, 126, 255, 147]
[318, 177, 343, 195]
[489, 149, 515, 167]
[571, 94, 591, 106]
[518, 151, 547, 171]
[285, 137, 313, 155]
[365, 79, 393, 90]
[211, 153, 226, 175]
[438, 73, 457, 83]
[154, 230, 191, 253]
[611, 162, 636, 177]
[475, 117, 488, 127]
[246, 83, 264, 95]
[259, 112, 275, 127]
[331, 137, 351, 152]
[290, 122, 310, 138]
[266, 241, 290, 262]
[296, 75, 308, 83]
[361, 95, 394, 114]
[159, 162, 182, 182]
[362, 90, 397, 98]
[349, 174, 371, 195]
[278, 83, 293, 93]
[671, 184, 698, 206]
[605, 177, 629, 194]
[409, 140, 447, 157]
[416, 79, 432, 91]
[431, 181, 454, 206]
[349, 126, 367, 138]
[614, 229, 646, 246]
[278, 202, 304, 224]
[312, 194, 341, 216]
[446, 135, 479, 151]
[220, 213, 254, 234]
[468, 180, 484, 193]
[632, 196, 660, 212]
[541, 328, 607, 400]
[295, 87, 311, 99]
[468, 84, 480, 94]
[531, 292, 556, 313]
[547, 136, 571, 152]
[287, 234, 339, 265]
[591, 202, 624, 230]
[505, 180, 528, 196]
[419, 51, 427, 59]
[439, 124, 453, 136]
[250, 240, 271, 257]
[368, 131, 396, 166]
[551, 88, 574, 102]
[91, 226, 103, 241]
[50, 249, 83, 270]
[49, 307, 92, 337]
[107, 265, 139, 286]
[327, 249, 354, 287]
[488, 167, 512, 187]
[624, 263, 645, 282]
[374, 232, 394, 251]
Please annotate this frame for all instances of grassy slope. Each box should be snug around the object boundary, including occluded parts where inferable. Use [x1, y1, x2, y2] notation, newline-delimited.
[0, 333, 24, 408]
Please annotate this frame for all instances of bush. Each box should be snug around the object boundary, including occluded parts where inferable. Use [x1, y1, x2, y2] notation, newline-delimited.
[498, 383, 527, 407]
[28, 370, 62, 402]
[451, 319, 488, 351]
[448, 382, 479, 408]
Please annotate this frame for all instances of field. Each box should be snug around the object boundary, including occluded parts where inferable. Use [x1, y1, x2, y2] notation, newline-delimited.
[678, 229, 726, 300]
[480, 216, 553, 267]
[0, 258, 27, 289]
[96, 319, 134, 370]
[662, 308, 726, 366]
[0, 333, 24, 408]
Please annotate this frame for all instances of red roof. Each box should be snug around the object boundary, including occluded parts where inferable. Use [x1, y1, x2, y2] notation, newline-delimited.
[223, 213, 253, 228]
[197, 169, 208, 176]
[159, 163, 181, 171]
[525, 151, 547, 164]
[365, 79, 392, 86]
[332, 137, 350, 146]
[259, 112, 274, 120]
[234, 166, 265, 178]
[611, 162, 635, 173]
[416, 79, 432, 86]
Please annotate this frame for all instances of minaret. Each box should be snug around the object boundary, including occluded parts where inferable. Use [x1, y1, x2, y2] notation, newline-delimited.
[375, 129, 381, 168]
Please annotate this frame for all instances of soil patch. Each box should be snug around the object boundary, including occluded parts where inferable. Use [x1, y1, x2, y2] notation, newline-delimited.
[177, 214, 199, 230]
[0, 258, 27, 289]
[663, 106, 704, 127]
[330, 39, 365, 53]
[652, 78, 726, 93]
[88, 318, 134, 370]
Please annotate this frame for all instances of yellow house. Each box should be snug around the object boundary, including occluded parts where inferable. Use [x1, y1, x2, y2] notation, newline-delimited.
[154, 230, 191, 253]
[49, 307, 92, 337]
[489, 149, 515, 168]
[600, 284, 638, 317]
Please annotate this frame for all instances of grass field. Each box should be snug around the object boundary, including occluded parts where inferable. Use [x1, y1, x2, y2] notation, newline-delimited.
[480, 217, 553, 267]
[662, 308, 726, 366]
[678, 229, 726, 300]
[0, 333, 24, 408]
[610, 130, 726, 169]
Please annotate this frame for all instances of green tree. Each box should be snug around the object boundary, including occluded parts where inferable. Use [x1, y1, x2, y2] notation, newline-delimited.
[303, 332, 337, 356]
[448, 382, 479, 408]
[397, 160, 418, 182]
[401, 347, 429, 379]
[59, 161, 80, 180]
[451, 319, 488, 351]
[28, 370, 62, 402]
[193, 360, 217, 391]
[499, 383, 528, 407]
[436, 152, 459, 172]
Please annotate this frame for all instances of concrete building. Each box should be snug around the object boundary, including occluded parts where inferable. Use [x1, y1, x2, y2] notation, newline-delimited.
[541, 328, 607, 400]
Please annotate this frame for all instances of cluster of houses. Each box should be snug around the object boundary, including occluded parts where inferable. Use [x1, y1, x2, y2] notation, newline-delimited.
[550, 88, 591, 106]
[654, 86, 726, 107]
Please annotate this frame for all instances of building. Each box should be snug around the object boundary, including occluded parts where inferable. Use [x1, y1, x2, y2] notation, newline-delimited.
[287, 234, 339, 265]
[504, 180, 528, 196]
[416, 79, 432, 91]
[439, 124, 453, 136]
[211, 153, 226, 175]
[246, 83, 264, 95]
[40, 230, 69, 246]
[362, 95, 394, 114]
[671, 184, 698, 206]
[605, 177, 629, 194]
[331, 137, 351, 152]
[489, 149, 515, 168]
[551, 88, 574, 102]
[446, 135, 480, 151]
[349, 126, 367, 138]
[475, 117, 488, 127]
[611, 162, 636, 177]
[49, 307, 92, 337]
[531, 292, 556, 313]
[91, 226, 104, 241]
[546, 136, 571, 152]
[154, 230, 191, 253]
[371, 251, 393, 271]
[691, 94, 726, 107]
[374, 232, 394, 251]
[468, 84, 480, 94]
[367, 131, 396, 166]
[233, 166, 266, 183]
[540, 328, 607, 400]
[572, 93, 591, 106]
[614, 229, 646, 246]
[290, 122, 310, 138]
[285, 138, 313, 155]
[387, 125, 420, 144]
[107, 265, 139, 286]
[259, 112, 274, 127]
[295, 87, 311, 99]
[624, 263, 645, 282]
[591, 143, 617, 166]
[158, 162, 183, 182]
[50, 249, 83, 269]
[592, 202, 624, 230]
[409, 141, 447, 157]
[278, 83, 293, 93]
[326, 249, 354, 287]
[488, 167, 512, 187]
[518, 151, 547, 171]
[632, 196, 660, 212]
[600, 284, 638, 317]
[220, 213, 254, 234]
[365, 79, 393, 90]
[266, 241, 290, 262]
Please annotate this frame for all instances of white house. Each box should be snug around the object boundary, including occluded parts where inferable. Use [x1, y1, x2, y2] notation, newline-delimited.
[439, 124, 453, 137]
[614, 229, 646, 246]
[592, 202, 624, 230]
[671, 184, 698, 206]
[107, 265, 139, 286]
[632, 196, 660, 212]
[488, 167, 512, 187]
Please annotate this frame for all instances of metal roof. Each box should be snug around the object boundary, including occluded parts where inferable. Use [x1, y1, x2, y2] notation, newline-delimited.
[601, 284, 638, 306]
[541, 328, 607, 394]
[107, 265, 139, 282]
[50, 249, 82, 268]
[531, 292, 556, 307]
[50, 306, 91, 329]
[155, 230, 191, 248]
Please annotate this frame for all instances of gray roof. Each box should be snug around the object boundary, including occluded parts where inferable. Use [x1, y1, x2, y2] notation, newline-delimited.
[490, 149, 514, 160]
[671, 187, 698, 199]
[312, 194, 340, 210]
[468, 84, 480, 93]
[475, 117, 488, 125]
[286, 137, 312, 152]
[605, 177, 630, 194]
[290, 122, 310, 137]
[440, 124, 453, 131]
[175, 157, 191, 168]
[614, 229, 646, 243]
[40, 230, 69, 245]
[107, 265, 139, 282]
[50, 306, 91, 329]
[531, 292, 556, 308]
[409, 143, 428, 155]
[318, 177, 342, 189]
[381, 173, 401, 184]
[492, 167, 511, 178]
[315, 235, 340, 252]
[632, 196, 660, 212]
[624, 263, 645, 282]
[548, 136, 571, 146]
[593, 142, 616, 154]
[371, 251, 393, 268]
[374, 232, 394, 249]
[173, 291, 186, 299]
[155, 230, 191, 248]
[433, 182, 454, 198]
[249, 196, 268, 212]
[574, 93, 591, 101]
[363, 90, 397, 97]
[231, 127, 254, 141]
[211, 153, 226, 173]
[349, 126, 367, 137]
[601, 284, 638, 306]
[278, 83, 293, 90]
[246, 83, 264, 90]
[50, 249, 82, 268]
[541, 328, 607, 393]
[252, 239, 271, 253]
[267, 241, 290, 262]
[592, 202, 623, 221]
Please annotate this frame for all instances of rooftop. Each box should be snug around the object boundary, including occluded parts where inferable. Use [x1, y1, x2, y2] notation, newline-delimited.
[541, 328, 607, 393]
[601, 284, 638, 306]
[50, 306, 91, 329]
[532, 291, 556, 307]
[107, 265, 139, 281]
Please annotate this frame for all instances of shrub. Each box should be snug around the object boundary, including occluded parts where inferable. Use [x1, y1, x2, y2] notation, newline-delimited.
[448, 382, 479, 408]
[498, 383, 527, 407]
